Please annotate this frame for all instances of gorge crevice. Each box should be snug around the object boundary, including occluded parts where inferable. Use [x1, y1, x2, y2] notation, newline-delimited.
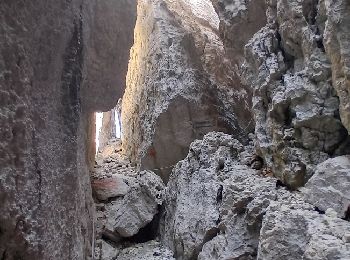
[1, 0, 350, 259]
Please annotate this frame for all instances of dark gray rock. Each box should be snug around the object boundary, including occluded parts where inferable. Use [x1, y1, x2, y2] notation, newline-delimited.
[0, 1, 136, 259]
[302, 155, 350, 218]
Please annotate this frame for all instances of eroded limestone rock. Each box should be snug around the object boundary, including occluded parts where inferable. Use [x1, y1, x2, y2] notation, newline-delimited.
[0, 1, 136, 259]
[161, 131, 350, 259]
[122, 0, 253, 182]
[162, 132, 278, 259]
[105, 171, 164, 238]
[258, 198, 350, 260]
[239, 0, 350, 188]
[323, 0, 350, 133]
[302, 155, 350, 218]
[116, 241, 175, 260]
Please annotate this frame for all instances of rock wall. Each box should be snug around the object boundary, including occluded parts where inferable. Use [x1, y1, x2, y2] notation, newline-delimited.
[122, 0, 253, 182]
[159, 132, 350, 259]
[213, 0, 350, 188]
[0, 1, 136, 259]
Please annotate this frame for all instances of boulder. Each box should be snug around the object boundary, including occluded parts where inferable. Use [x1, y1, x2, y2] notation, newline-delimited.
[162, 132, 280, 259]
[302, 155, 350, 218]
[105, 171, 165, 237]
[92, 175, 130, 201]
[116, 241, 174, 260]
[258, 198, 350, 260]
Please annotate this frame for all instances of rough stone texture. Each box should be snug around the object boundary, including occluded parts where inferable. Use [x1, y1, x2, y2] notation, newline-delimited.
[212, 0, 350, 188]
[302, 155, 350, 218]
[116, 241, 175, 260]
[82, 0, 137, 112]
[211, 0, 267, 64]
[258, 198, 350, 260]
[0, 1, 136, 259]
[104, 170, 165, 238]
[161, 131, 350, 260]
[122, 0, 253, 182]
[94, 240, 120, 260]
[93, 142, 165, 238]
[92, 175, 130, 202]
[162, 132, 277, 259]
[323, 0, 350, 133]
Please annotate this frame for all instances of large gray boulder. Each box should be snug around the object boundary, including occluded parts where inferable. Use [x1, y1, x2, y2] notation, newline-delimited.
[302, 155, 350, 218]
[162, 132, 280, 259]
[105, 171, 165, 237]
[258, 198, 350, 260]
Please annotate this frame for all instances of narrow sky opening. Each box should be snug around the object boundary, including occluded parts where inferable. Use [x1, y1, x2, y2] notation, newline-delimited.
[95, 112, 103, 154]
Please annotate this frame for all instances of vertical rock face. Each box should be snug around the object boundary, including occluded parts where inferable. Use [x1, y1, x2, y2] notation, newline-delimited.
[213, 0, 350, 188]
[82, 0, 138, 112]
[160, 132, 350, 260]
[323, 0, 350, 133]
[211, 0, 267, 64]
[0, 1, 136, 259]
[122, 0, 253, 182]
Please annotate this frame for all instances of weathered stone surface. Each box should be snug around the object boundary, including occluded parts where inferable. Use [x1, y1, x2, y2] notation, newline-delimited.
[323, 0, 350, 133]
[116, 241, 175, 260]
[237, 0, 350, 188]
[105, 170, 165, 238]
[162, 132, 278, 259]
[161, 131, 350, 260]
[302, 155, 350, 218]
[93, 142, 165, 238]
[122, 0, 253, 182]
[92, 175, 130, 201]
[94, 240, 120, 260]
[258, 199, 350, 260]
[98, 109, 117, 152]
[0, 1, 136, 259]
[82, 0, 137, 112]
[211, 0, 267, 64]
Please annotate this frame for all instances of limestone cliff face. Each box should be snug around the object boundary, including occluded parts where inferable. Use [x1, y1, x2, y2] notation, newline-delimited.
[122, 0, 253, 182]
[323, 0, 350, 133]
[213, 0, 350, 188]
[0, 1, 136, 259]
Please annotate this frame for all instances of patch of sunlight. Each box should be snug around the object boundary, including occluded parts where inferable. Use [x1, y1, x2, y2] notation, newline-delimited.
[115, 110, 122, 139]
[95, 112, 103, 154]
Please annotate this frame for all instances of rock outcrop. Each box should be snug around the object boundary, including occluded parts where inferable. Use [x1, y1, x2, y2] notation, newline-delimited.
[116, 241, 175, 260]
[258, 199, 350, 260]
[92, 141, 165, 248]
[2, 0, 350, 259]
[323, 0, 350, 133]
[0, 1, 136, 259]
[161, 132, 350, 259]
[213, 0, 350, 188]
[162, 132, 274, 259]
[122, 0, 253, 182]
[302, 155, 350, 218]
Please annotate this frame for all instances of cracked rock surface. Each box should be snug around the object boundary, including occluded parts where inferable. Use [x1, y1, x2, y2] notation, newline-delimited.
[211, 0, 350, 188]
[116, 241, 175, 260]
[258, 199, 350, 260]
[122, 0, 253, 182]
[302, 155, 350, 218]
[161, 132, 350, 260]
[162, 132, 275, 259]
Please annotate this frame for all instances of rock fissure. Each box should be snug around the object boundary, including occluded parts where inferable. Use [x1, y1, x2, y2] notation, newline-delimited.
[2, 0, 350, 259]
